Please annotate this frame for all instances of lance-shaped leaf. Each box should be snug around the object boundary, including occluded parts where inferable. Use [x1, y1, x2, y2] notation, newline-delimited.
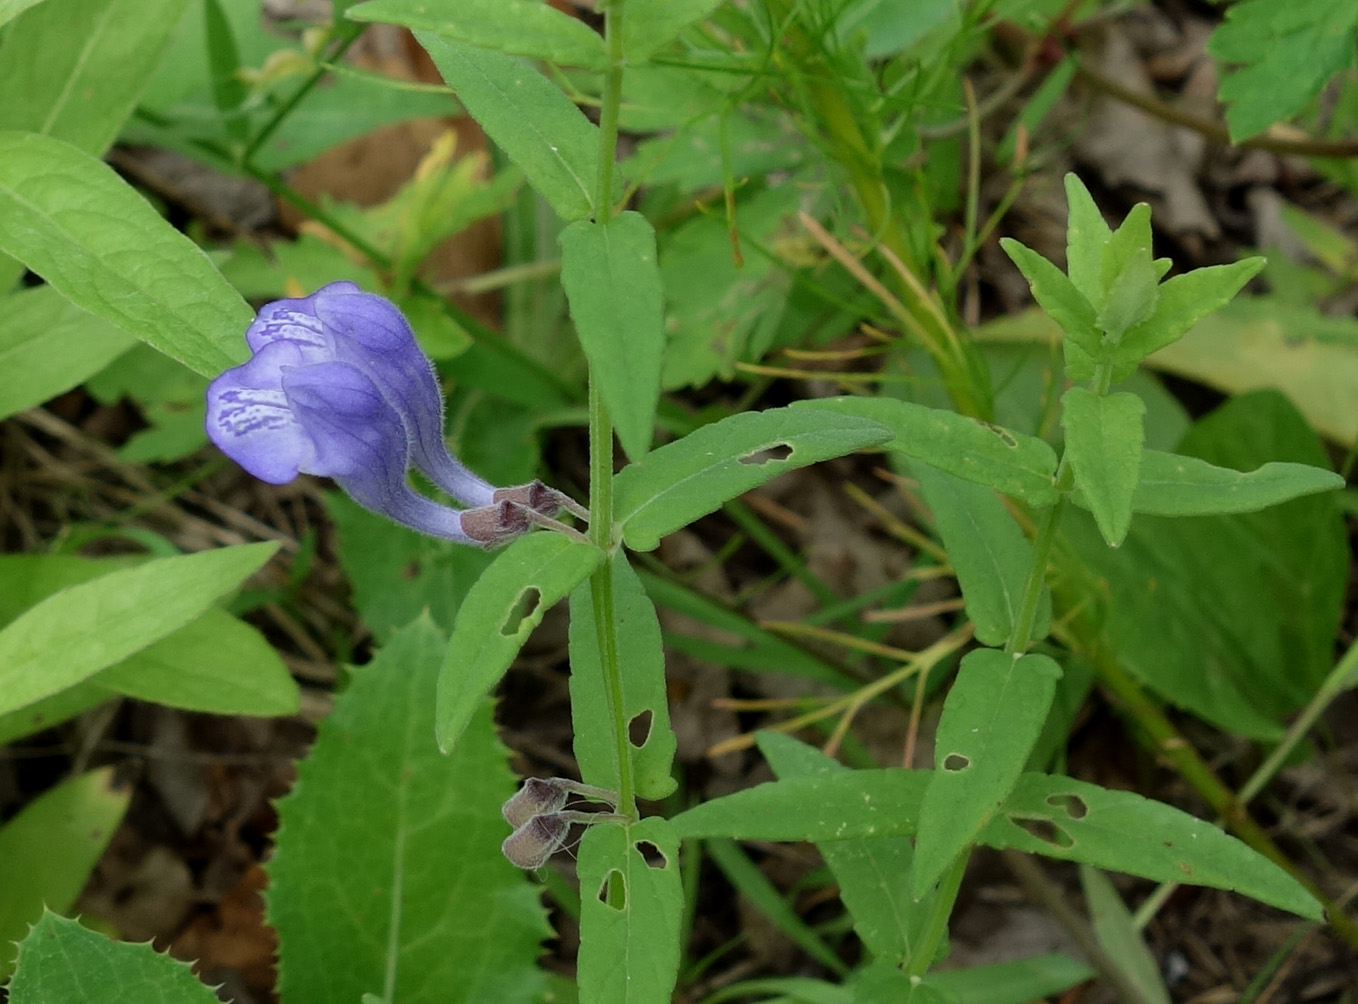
[1061, 388, 1145, 546]
[0, 542, 276, 717]
[570, 553, 678, 801]
[912, 462, 1049, 647]
[912, 650, 1062, 896]
[0, 769, 130, 980]
[760, 733, 928, 966]
[560, 212, 665, 461]
[672, 765, 1319, 919]
[437, 532, 603, 751]
[349, 0, 606, 68]
[796, 397, 1059, 506]
[8, 912, 222, 1004]
[978, 773, 1320, 919]
[671, 765, 930, 842]
[0, 131, 252, 377]
[577, 818, 683, 1004]
[269, 619, 548, 1004]
[1112, 258, 1264, 375]
[418, 33, 598, 221]
[1000, 237, 1099, 363]
[1073, 449, 1344, 518]
[1064, 173, 1112, 304]
[614, 406, 892, 551]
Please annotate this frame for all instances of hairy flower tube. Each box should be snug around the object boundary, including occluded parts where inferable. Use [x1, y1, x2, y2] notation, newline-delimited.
[206, 282, 584, 547]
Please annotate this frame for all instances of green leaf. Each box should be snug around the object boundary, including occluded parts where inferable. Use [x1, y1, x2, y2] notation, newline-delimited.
[569, 554, 678, 801]
[999, 237, 1099, 361]
[350, 0, 606, 68]
[796, 397, 1059, 506]
[1063, 173, 1111, 306]
[759, 733, 926, 966]
[912, 462, 1049, 647]
[1113, 258, 1264, 373]
[676, 766, 1320, 919]
[1115, 450, 1343, 517]
[560, 212, 665, 461]
[8, 911, 222, 1004]
[623, 0, 725, 60]
[0, 285, 136, 420]
[1208, 0, 1358, 140]
[912, 650, 1061, 896]
[0, 0, 191, 155]
[670, 764, 930, 842]
[436, 533, 603, 751]
[0, 132, 252, 377]
[1080, 867, 1170, 1004]
[1061, 388, 1145, 546]
[0, 0, 49, 29]
[0, 769, 130, 980]
[417, 33, 598, 221]
[577, 818, 683, 1004]
[614, 406, 892, 551]
[1096, 204, 1158, 341]
[979, 773, 1321, 920]
[0, 543, 276, 717]
[706, 837, 847, 975]
[268, 618, 548, 1004]
[95, 609, 298, 716]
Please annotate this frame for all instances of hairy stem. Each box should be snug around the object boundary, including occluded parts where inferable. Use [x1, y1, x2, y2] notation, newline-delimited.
[586, 0, 636, 821]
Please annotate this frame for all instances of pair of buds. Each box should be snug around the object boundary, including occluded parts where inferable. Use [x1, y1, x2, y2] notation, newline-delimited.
[500, 777, 624, 870]
[206, 281, 586, 547]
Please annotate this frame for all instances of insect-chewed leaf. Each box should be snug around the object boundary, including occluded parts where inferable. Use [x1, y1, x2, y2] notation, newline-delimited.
[570, 553, 678, 800]
[912, 649, 1061, 896]
[795, 397, 1059, 506]
[577, 818, 683, 1004]
[614, 406, 892, 551]
[980, 773, 1321, 919]
[437, 532, 603, 751]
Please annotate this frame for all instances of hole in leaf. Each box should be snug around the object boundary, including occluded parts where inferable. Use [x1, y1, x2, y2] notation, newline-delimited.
[738, 442, 793, 466]
[500, 587, 542, 636]
[634, 840, 668, 869]
[1045, 793, 1088, 819]
[598, 868, 627, 911]
[1013, 816, 1073, 849]
[628, 709, 653, 748]
[942, 753, 971, 772]
[980, 422, 1018, 448]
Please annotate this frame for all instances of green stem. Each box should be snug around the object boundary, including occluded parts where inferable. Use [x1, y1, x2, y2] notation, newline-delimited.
[585, 0, 636, 821]
[904, 853, 967, 976]
[242, 23, 364, 165]
[1005, 461, 1073, 655]
[592, 0, 626, 220]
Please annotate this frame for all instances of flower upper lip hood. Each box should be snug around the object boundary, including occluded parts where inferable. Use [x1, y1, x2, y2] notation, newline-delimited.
[206, 282, 585, 547]
[244, 281, 497, 507]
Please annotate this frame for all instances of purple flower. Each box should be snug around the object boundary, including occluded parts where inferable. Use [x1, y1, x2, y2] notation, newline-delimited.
[207, 282, 585, 547]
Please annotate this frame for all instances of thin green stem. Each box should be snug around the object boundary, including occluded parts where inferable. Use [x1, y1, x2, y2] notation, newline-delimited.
[585, 0, 635, 821]
[1006, 461, 1073, 656]
[588, 381, 635, 818]
[592, 0, 626, 220]
[904, 853, 967, 976]
[242, 23, 365, 164]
